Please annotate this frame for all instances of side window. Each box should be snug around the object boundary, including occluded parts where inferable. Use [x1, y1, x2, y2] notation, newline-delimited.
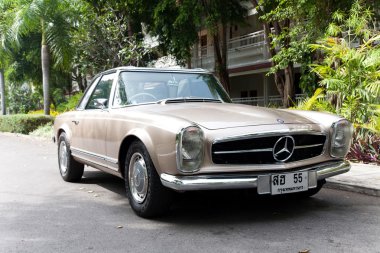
[113, 75, 129, 106]
[86, 73, 115, 109]
[77, 76, 101, 110]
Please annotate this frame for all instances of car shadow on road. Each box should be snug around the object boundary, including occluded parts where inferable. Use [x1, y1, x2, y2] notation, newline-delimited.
[80, 169, 333, 224]
[81, 170, 126, 196]
[162, 190, 332, 225]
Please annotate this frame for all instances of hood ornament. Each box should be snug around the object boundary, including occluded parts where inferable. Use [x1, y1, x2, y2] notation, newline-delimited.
[277, 118, 285, 124]
[273, 136, 295, 162]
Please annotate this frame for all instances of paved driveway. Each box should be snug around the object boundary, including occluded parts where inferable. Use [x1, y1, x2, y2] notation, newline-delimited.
[0, 133, 379, 253]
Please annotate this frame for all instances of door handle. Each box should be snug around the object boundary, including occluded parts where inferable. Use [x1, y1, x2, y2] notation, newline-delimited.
[72, 120, 79, 125]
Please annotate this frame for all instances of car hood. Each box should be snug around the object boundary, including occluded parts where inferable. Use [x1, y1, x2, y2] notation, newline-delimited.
[140, 102, 316, 130]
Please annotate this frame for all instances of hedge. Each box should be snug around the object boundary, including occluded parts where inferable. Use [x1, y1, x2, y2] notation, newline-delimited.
[0, 114, 54, 134]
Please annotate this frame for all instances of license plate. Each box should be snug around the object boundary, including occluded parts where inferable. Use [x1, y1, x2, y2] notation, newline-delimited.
[271, 172, 308, 195]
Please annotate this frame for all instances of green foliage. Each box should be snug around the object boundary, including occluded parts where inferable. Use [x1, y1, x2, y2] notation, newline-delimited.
[72, 1, 153, 75]
[302, 1, 380, 164]
[3, 0, 84, 115]
[147, 0, 247, 64]
[9, 0, 76, 70]
[0, 114, 53, 134]
[150, 0, 199, 63]
[294, 88, 335, 112]
[29, 122, 53, 138]
[309, 0, 380, 126]
[6, 82, 41, 114]
[254, 0, 358, 95]
[56, 92, 83, 112]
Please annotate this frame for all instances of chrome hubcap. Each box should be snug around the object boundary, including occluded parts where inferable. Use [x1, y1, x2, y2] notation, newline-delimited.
[59, 141, 68, 174]
[128, 153, 148, 203]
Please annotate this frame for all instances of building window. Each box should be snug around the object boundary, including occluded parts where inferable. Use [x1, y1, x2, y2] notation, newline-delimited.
[249, 90, 257, 97]
[240, 91, 248, 98]
[241, 90, 257, 98]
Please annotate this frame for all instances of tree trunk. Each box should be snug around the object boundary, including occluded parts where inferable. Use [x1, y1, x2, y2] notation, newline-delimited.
[41, 19, 50, 115]
[262, 23, 285, 99]
[187, 47, 192, 68]
[41, 44, 50, 115]
[251, 0, 296, 107]
[283, 63, 295, 107]
[0, 68, 6, 115]
[77, 74, 85, 92]
[213, 24, 230, 93]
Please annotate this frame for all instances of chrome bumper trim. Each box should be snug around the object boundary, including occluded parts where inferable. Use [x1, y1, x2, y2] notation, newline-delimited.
[316, 160, 351, 180]
[160, 161, 350, 191]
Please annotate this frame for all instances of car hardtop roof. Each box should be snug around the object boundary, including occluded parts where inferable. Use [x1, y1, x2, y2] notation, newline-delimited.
[101, 66, 210, 75]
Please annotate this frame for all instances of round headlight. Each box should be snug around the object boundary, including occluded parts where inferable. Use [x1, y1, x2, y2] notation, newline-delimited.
[330, 119, 353, 158]
[176, 126, 204, 173]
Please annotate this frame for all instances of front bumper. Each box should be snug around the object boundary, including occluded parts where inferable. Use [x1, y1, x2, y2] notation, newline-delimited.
[160, 161, 350, 193]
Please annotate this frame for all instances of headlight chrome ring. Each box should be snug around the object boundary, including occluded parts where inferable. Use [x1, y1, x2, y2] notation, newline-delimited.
[176, 125, 204, 174]
[330, 119, 353, 158]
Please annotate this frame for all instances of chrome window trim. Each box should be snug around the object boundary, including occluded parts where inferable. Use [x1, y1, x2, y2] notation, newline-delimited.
[76, 76, 101, 111]
[84, 71, 117, 110]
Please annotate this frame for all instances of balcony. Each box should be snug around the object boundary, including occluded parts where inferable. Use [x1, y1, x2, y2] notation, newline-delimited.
[192, 30, 270, 71]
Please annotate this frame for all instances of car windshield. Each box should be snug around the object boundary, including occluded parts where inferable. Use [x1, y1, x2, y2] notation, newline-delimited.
[113, 71, 231, 106]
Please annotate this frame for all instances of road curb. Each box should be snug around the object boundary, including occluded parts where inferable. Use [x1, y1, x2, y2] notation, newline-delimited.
[0, 131, 51, 142]
[325, 180, 380, 197]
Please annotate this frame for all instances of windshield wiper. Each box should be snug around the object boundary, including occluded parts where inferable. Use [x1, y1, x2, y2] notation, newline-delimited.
[157, 97, 222, 104]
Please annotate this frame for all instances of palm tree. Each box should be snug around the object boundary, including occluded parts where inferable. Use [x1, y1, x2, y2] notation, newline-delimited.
[9, 0, 74, 115]
[0, 1, 15, 115]
[0, 68, 5, 115]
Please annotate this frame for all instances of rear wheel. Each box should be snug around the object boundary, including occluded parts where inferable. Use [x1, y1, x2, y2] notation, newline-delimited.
[125, 141, 173, 218]
[58, 132, 84, 182]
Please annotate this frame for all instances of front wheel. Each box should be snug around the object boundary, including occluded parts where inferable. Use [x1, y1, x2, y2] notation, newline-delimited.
[125, 141, 173, 218]
[58, 132, 84, 182]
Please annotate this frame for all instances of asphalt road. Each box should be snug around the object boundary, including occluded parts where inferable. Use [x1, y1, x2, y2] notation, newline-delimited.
[0, 133, 379, 253]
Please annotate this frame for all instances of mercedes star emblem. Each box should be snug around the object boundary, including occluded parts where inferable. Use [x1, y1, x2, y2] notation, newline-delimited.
[273, 136, 295, 162]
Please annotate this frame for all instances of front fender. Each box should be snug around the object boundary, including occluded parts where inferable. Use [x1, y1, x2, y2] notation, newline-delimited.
[54, 120, 73, 144]
[121, 126, 179, 175]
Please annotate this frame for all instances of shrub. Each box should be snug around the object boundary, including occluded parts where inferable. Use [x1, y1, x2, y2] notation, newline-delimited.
[294, 89, 379, 164]
[347, 129, 380, 165]
[29, 122, 54, 139]
[293, 88, 335, 113]
[28, 109, 60, 117]
[0, 114, 54, 134]
[309, 1, 380, 125]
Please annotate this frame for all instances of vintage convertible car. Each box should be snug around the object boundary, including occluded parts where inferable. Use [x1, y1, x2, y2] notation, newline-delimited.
[54, 67, 353, 217]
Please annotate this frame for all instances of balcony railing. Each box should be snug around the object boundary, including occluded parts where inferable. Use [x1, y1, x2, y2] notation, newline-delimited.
[192, 30, 269, 70]
[231, 94, 307, 107]
[228, 30, 265, 50]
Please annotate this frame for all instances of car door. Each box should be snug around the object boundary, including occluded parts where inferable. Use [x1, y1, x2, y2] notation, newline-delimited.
[70, 72, 116, 168]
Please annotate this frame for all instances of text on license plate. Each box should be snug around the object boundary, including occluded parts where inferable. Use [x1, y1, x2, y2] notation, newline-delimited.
[271, 172, 308, 195]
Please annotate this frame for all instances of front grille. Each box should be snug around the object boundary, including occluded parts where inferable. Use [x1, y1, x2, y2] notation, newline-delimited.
[212, 134, 326, 165]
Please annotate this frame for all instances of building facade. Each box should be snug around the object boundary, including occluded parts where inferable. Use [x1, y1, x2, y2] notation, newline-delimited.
[190, 7, 304, 106]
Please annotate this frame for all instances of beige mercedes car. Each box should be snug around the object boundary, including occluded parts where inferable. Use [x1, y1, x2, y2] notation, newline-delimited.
[54, 67, 353, 217]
